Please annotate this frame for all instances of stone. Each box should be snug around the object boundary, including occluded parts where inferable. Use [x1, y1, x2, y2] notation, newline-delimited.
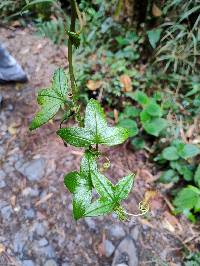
[13, 231, 28, 254]
[22, 187, 39, 197]
[1, 205, 12, 221]
[34, 222, 46, 237]
[38, 238, 48, 247]
[62, 263, 69, 266]
[44, 259, 58, 266]
[130, 225, 140, 241]
[104, 240, 115, 258]
[116, 264, 128, 266]
[108, 225, 126, 240]
[24, 208, 35, 219]
[17, 158, 46, 182]
[39, 245, 55, 258]
[0, 179, 6, 188]
[0, 170, 6, 179]
[85, 217, 96, 230]
[22, 260, 35, 266]
[112, 237, 138, 266]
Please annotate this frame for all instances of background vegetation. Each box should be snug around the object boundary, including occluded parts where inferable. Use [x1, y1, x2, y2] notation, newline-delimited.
[1, 0, 200, 261]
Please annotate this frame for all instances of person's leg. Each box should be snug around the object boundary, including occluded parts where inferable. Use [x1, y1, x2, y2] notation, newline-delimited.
[0, 43, 28, 84]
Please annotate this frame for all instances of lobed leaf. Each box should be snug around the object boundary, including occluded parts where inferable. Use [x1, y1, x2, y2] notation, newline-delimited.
[57, 99, 129, 147]
[30, 68, 68, 130]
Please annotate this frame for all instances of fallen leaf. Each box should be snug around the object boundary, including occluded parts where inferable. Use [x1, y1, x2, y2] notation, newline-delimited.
[113, 109, 119, 123]
[120, 74, 132, 92]
[0, 243, 5, 254]
[162, 218, 175, 232]
[8, 123, 17, 135]
[144, 190, 158, 203]
[35, 193, 53, 206]
[86, 80, 102, 91]
[152, 3, 162, 17]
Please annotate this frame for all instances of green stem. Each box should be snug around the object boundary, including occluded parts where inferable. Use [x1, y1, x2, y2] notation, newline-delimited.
[68, 0, 77, 102]
[68, 0, 84, 127]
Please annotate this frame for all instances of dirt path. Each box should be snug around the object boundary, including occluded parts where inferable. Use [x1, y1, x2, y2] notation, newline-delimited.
[0, 26, 195, 266]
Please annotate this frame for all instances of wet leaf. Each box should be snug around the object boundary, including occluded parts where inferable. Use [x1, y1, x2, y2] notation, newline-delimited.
[30, 68, 68, 130]
[64, 151, 97, 220]
[57, 99, 129, 147]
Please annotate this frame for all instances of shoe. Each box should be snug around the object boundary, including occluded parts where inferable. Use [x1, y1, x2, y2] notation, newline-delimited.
[0, 43, 28, 84]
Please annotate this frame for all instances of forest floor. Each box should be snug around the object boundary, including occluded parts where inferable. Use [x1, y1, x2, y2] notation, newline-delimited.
[0, 26, 198, 266]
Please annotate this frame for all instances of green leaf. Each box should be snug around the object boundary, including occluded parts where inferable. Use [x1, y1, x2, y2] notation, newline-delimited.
[88, 171, 134, 217]
[194, 165, 200, 188]
[173, 186, 200, 212]
[67, 31, 81, 48]
[171, 161, 193, 181]
[118, 119, 138, 137]
[30, 68, 68, 130]
[131, 137, 145, 150]
[123, 106, 140, 118]
[140, 110, 151, 123]
[143, 118, 168, 136]
[162, 146, 179, 161]
[57, 99, 129, 147]
[159, 169, 179, 183]
[177, 144, 200, 159]
[133, 90, 149, 105]
[144, 100, 162, 117]
[91, 171, 114, 200]
[84, 197, 115, 217]
[21, 0, 56, 13]
[64, 151, 97, 220]
[114, 174, 134, 201]
[182, 209, 196, 223]
[147, 28, 162, 49]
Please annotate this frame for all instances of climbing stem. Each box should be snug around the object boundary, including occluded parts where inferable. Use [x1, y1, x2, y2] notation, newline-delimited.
[68, 0, 84, 127]
[68, 0, 77, 102]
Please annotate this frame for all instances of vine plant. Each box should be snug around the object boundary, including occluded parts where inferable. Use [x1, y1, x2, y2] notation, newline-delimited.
[29, 0, 141, 220]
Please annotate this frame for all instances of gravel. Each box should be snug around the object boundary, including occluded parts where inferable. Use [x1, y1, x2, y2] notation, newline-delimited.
[44, 259, 58, 266]
[22, 260, 36, 266]
[104, 240, 115, 258]
[17, 158, 46, 182]
[108, 224, 126, 240]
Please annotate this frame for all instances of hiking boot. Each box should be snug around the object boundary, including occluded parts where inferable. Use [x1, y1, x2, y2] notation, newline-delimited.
[0, 43, 28, 84]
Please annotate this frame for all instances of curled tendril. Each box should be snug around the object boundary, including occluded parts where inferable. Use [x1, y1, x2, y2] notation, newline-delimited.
[114, 200, 150, 222]
[102, 157, 111, 170]
[125, 200, 150, 220]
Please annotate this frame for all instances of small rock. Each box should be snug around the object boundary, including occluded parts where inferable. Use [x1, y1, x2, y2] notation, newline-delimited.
[85, 217, 96, 230]
[17, 158, 46, 182]
[0, 179, 6, 188]
[44, 260, 58, 266]
[22, 260, 35, 266]
[38, 238, 48, 247]
[1, 205, 12, 221]
[13, 231, 28, 254]
[112, 236, 138, 266]
[24, 208, 35, 219]
[108, 225, 126, 240]
[104, 240, 115, 258]
[116, 264, 128, 266]
[62, 263, 69, 266]
[0, 170, 6, 179]
[22, 187, 39, 197]
[34, 222, 46, 237]
[130, 225, 140, 241]
[39, 245, 55, 258]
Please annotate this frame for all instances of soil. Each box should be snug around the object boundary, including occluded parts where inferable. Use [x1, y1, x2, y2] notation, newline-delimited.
[0, 26, 199, 266]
